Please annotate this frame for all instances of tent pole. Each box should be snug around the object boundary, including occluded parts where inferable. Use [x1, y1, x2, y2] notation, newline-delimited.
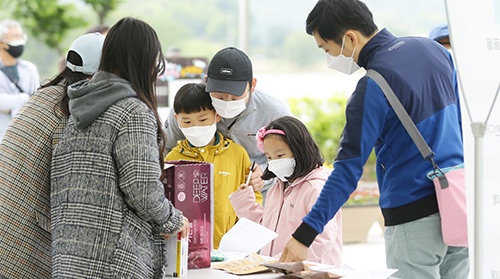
[471, 122, 486, 279]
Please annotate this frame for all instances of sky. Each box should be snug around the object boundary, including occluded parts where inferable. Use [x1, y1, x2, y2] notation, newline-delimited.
[249, 0, 447, 38]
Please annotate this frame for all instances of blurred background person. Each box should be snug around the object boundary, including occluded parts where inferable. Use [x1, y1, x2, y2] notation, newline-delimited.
[429, 23, 451, 50]
[0, 19, 40, 142]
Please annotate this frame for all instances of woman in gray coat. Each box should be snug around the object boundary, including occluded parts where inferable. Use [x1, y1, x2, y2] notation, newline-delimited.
[50, 17, 188, 278]
[0, 32, 105, 278]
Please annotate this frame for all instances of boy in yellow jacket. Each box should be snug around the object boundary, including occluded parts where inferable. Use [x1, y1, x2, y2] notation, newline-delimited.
[166, 82, 262, 249]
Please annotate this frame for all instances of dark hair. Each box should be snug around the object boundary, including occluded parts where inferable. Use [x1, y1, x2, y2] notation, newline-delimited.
[173, 83, 214, 114]
[261, 116, 324, 182]
[45, 69, 90, 117]
[306, 0, 378, 44]
[100, 17, 166, 165]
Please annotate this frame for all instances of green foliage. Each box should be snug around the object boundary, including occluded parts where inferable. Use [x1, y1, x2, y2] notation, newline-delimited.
[289, 95, 347, 164]
[289, 95, 377, 181]
[84, 0, 121, 24]
[3, 0, 122, 54]
[108, 0, 237, 60]
[10, 0, 86, 53]
[0, 0, 122, 78]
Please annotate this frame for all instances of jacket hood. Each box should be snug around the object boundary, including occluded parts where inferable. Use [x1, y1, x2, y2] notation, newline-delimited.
[287, 167, 330, 188]
[67, 71, 137, 130]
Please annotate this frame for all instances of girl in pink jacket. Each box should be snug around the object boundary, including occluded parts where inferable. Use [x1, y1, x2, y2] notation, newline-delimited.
[229, 116, 343, 266]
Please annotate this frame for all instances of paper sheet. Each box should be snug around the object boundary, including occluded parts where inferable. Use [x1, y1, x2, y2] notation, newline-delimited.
[218, 217, 278, 253]
[308, 262, 398, 279]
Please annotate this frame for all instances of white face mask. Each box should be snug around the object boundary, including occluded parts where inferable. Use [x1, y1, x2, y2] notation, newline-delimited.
[326, 36, 360, 75]
[210, 96, 246, 118]
[180, 120, 217, 147]
[268, 157, 296, 182]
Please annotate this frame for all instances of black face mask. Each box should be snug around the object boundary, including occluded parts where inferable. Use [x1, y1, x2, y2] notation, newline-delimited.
[6, 44, 24, 58]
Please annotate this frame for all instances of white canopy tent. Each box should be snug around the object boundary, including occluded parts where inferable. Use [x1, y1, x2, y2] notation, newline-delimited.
[445, 0, 500, 278]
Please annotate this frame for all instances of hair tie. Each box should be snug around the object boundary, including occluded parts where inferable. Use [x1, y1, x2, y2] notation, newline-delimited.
[256, 127, 286, 152]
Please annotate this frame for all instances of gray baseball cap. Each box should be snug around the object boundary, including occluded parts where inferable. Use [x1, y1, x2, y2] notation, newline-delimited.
[66, 32, 105, 75]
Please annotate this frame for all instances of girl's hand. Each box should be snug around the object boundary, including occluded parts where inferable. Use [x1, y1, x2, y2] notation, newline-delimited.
[239, 184, 255, 191]
[239, 183, 249, 190]
[247, 164, 264, 191]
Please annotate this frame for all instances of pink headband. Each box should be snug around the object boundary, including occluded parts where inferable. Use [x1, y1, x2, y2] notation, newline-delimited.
[256, 127, 286, 152]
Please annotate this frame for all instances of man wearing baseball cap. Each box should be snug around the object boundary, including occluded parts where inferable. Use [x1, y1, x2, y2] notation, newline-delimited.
[429, 24, 451, 50]
[164, 47, 293, 198]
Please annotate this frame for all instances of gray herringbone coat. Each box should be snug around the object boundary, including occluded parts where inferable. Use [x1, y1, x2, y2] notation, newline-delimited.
[0, 84, 67, 278]
[51, 74, 183, 279]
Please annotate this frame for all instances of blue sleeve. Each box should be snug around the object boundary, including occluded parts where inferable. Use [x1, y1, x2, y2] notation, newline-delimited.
[293, 78, 389, 245]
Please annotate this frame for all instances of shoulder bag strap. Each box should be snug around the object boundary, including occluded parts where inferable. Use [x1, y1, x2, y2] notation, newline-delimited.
[365, 69, 434, 160]
[0, 66, 24, 93]
[365, 69, 448, 186]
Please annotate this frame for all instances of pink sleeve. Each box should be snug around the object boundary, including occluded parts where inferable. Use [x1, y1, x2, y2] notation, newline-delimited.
[308, 211, 343, 267]
[303, 179, 343, 267]
[228, 186, 264, 223]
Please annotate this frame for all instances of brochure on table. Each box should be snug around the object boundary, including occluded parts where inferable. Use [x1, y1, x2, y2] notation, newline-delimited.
[218, 217, 278, 253]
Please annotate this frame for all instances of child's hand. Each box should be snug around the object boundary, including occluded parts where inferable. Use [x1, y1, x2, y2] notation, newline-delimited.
[239, 183, 248, 190]
[247, 164, 264, 191]
[239, 183, 254, 191]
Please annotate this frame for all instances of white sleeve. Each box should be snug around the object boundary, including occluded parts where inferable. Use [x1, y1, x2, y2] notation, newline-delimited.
[0, 93, 30, 113]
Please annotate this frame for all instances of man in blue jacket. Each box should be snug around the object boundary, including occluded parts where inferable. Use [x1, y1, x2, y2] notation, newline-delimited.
[280, 0, 468, 278]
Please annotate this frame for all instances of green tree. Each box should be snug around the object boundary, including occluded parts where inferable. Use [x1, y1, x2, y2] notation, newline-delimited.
[289, 94, 347, 164]
[289, 95, 377, 181]
[84, 0, 121, 25]
[1, 0, 122, 54]
[3, 0, 86, 53]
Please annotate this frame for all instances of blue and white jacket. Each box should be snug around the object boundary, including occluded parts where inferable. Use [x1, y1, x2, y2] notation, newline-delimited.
[294, 29, 464, 245]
